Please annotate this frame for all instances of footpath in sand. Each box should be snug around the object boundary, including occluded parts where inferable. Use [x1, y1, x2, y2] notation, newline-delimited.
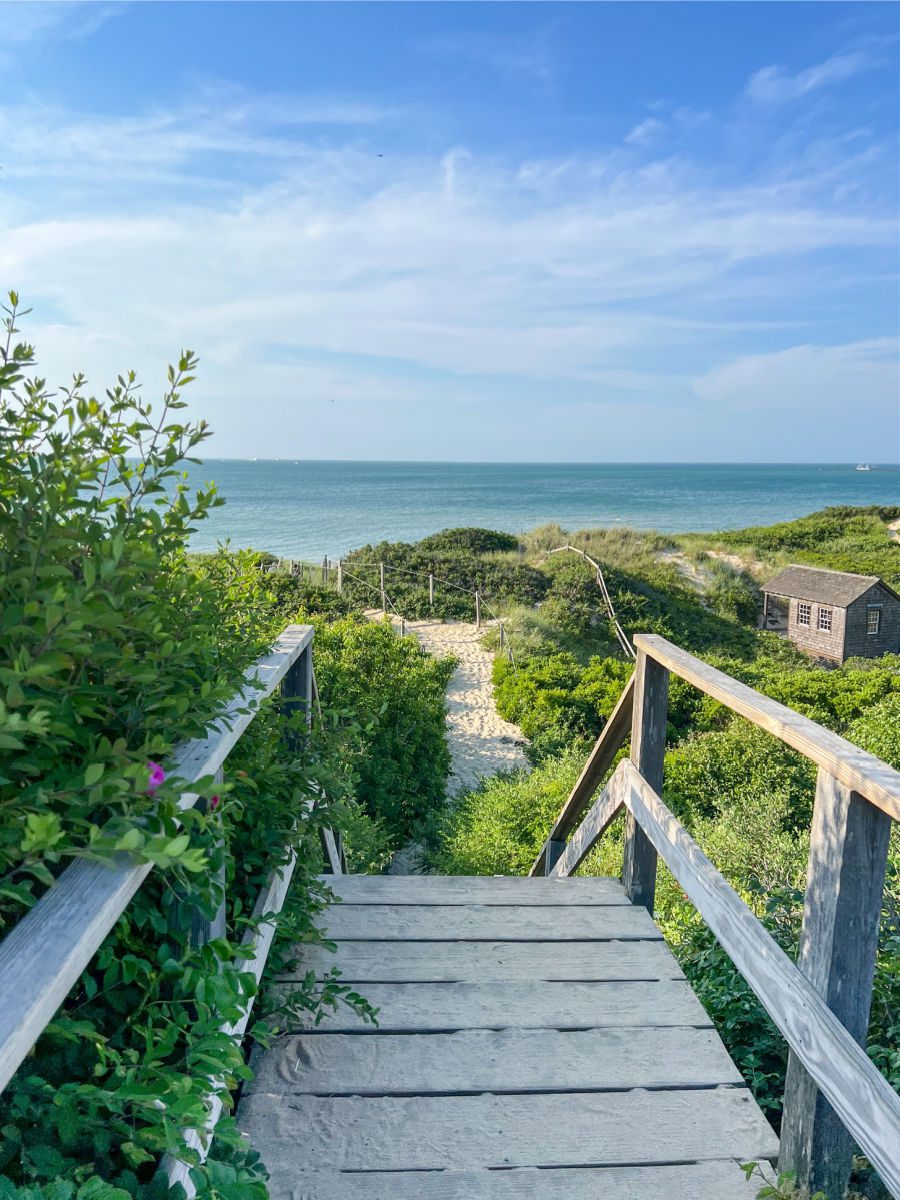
[365, 614, 530, 874]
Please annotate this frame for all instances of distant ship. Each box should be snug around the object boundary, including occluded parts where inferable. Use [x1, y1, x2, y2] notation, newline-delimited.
[855, 463, 872, 471]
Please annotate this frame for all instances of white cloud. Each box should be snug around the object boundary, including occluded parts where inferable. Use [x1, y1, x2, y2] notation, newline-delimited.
[414, 28, 556, 83]
[746, 51, 871, 104]
[0, 91, 896, 458]
[625, 118, 663, 146]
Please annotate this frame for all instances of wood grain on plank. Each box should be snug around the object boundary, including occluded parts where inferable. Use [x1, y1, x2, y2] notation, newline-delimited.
[238, 1088, 778, 1171]
[246, 1026, 743, 1095]
[279, 937, 685, 982]
[622, 649, 668, 910]
[264, 1162, 768, 1200]
[635, 633, 900, 821]
[550, 769, 624, 878]
[621, 759, 900, 1197]
[321, 901, 660, 942]
[322, 875, 631, 905]
[272, 978, 713, 1032]
[531, 674, 634, 875]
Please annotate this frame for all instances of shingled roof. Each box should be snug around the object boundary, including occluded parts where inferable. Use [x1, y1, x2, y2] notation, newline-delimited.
[763, 564, 895, 607]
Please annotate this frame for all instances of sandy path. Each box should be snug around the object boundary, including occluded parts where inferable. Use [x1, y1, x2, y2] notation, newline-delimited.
[365, 613, 529, 875]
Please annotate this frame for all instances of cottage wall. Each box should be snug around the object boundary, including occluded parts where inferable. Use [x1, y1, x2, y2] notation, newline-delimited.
[843, 584, 900, 659]
[786, 596, 845, 662]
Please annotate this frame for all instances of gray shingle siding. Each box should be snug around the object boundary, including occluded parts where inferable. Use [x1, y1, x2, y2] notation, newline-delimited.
[843, 584, 900, 660]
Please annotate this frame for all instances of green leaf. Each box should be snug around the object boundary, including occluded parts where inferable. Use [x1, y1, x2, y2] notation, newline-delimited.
[84, 762, 104, 787]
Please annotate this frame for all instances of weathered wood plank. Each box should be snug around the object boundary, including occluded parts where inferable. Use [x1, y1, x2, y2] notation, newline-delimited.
[622, 650, 668, 910]
[550, 769, 625, 878]
[261, 1162, 768, 1200]
[323, 874, 631, 904]
[321, 901, 660, 941]
[281, 938, 684, 982]
[635, 633, 900, 821]
[620, 760, 900, 1196]
[0, 625, 314, 1095]
[246, 1026, 744, 1095]
[274, 977, 714, 1031]
[531, 674, 634, 875]
[780, 769, 893, 1198]
[238, 1088, 778, 1170]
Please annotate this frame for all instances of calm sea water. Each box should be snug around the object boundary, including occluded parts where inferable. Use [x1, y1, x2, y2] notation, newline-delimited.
[183, 461, 900, 560]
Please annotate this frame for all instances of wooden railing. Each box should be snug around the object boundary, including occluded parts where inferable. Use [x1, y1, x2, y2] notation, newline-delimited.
[0, 624, 341, 1195]
[532, 633, 900, 1199]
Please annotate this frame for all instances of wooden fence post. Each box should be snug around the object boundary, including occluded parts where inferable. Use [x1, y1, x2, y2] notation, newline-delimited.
[337, 561, 343, 593]
[475, 591, 481, 629]
[779, 768, 891, 1197]
[429, 573, 434, 608]
[322, 557, 328, 584]
[380, 562, 386, 614]
[622, 648, 668, 911]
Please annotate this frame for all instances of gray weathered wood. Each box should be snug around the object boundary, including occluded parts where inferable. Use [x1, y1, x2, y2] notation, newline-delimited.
[323, 874, 631, 905]
[0, 624, 314, 1095]
[336, 560, 343, 592]
[543, 839, 566, 875]
[622, 650, 668, 910]
[620, 760, 900, 1196]
[635, 633, 900, 821]
[429, 572, 434, 606]
[238, 1088, 778, 1171]
[259, 1162, 768, 1200]
[780, 768, 893, 1197]
[321, 900, 660, 942]
[320, 827, 342, 875]
[279, 937, 685, 982]
[246, 1025, 743, 1095]
[531, 674, 634, 874]
[380, 561, 386, 612]
[162, 850, 302, 1194]
[273, 977, 715, 1032]
[475, 590, 481, 628]
[550, 768, 625, 878]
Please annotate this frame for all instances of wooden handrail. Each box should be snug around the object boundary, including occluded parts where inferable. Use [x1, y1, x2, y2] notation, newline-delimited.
[634, 634, 900, 821]
[619, 760, 900, 1195]
[540, 632, 900, 1197]
[530, 674, 634, 875]
[0, 624, 322, 1095]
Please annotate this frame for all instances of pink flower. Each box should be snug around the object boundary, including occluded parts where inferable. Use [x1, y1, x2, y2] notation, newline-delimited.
[147, 761, 166, 793]
[209, 795, 220, 812]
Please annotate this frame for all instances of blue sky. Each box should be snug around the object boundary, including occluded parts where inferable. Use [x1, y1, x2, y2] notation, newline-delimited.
[1, 1, 898, 461]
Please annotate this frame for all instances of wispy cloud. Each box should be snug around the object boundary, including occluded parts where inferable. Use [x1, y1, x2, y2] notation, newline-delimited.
[746, 50, 872, 104]
[625, 118, 663, 146]
[0, 1, 123, 60]
[414, 28, 556, 83]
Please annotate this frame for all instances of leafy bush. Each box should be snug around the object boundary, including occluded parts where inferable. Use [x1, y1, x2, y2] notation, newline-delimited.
[0, 295, 370, 1193]
[312, 616, 455, 842]
[417, 527, 519, 555]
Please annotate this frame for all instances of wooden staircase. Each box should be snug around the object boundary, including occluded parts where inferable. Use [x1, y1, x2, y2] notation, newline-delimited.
[237, 873, 777, 1198]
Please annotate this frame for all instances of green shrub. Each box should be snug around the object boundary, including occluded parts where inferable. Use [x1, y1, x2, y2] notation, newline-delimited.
[417, 527, 519, 555]
[0, 295, 370, 1192]
[312, 616, 455, 842]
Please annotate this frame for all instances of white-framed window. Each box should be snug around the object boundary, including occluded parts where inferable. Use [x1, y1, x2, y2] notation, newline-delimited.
[797, 602, 811, 627]
[818, 606, 832, 633]
[867, 609, 881, 635]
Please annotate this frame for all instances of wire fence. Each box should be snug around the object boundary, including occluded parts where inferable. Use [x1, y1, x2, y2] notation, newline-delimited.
[548, 544, 635, 659]
[264, 556, 518, 671]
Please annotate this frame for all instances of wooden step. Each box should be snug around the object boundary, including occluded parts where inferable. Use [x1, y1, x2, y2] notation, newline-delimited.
[273, 978, 714, 1032]
[265, 1163, 767, 1200]
[322, 901, 661, 941]
[246, 1026, 744, 1095]
[238, 1088, 778, 1171]
[322, 874, 631, 905]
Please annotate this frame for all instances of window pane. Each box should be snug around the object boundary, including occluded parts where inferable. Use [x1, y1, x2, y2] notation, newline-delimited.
[817, 607, 832, 632]
[867, 610, 880, 634]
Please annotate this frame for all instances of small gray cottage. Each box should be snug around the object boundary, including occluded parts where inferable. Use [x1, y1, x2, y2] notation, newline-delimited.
[762, 565, 900, 663]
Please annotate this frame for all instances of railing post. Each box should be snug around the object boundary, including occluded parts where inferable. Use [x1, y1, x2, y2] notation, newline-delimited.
[622, 648, 668, 911]
[380, 562, 386, 614]
[429, 573, 434, 608]
[780, 768, 891, 1198]
[544, 839, 566, 876]
[475, 590, 481, 629]
[337, 560, 343, 593]
[321, 556, 328, 584]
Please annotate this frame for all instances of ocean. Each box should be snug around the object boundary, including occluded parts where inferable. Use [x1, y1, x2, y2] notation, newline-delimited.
[183, 461, 900, 560]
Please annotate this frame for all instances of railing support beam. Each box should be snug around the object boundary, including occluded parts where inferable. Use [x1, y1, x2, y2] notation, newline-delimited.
[780, 768, 891, 1197]
[622, 650, 668, 911]
[543, 839, 566, 876]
